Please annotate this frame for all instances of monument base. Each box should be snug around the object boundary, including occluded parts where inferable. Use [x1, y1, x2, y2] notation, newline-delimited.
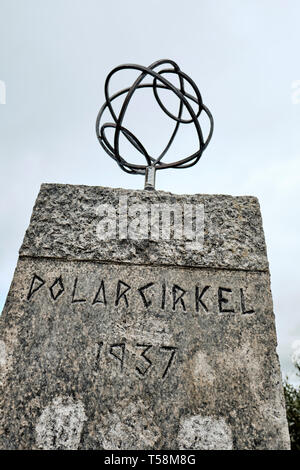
[0, 184, 290, 449]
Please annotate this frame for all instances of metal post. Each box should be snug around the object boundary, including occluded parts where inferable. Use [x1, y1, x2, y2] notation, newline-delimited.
[144, 166, 156, 190]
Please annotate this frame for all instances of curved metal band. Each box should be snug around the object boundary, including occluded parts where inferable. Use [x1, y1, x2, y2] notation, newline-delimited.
[96, 60, 214, 175]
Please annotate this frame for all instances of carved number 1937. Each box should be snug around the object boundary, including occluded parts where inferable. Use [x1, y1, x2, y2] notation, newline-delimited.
[95, 341, 177, 380]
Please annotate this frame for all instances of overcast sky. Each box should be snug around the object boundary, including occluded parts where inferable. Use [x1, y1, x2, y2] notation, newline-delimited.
[0, 0, 300, 383]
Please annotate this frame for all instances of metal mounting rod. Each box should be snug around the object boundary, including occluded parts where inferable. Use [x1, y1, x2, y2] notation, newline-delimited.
[144, 166, 156, 190]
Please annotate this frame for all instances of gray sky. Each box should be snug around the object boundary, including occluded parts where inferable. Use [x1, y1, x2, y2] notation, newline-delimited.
[0, 0, 300, 383]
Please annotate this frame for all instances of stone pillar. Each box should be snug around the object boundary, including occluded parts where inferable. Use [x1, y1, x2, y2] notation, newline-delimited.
[0, 184, 290, 449]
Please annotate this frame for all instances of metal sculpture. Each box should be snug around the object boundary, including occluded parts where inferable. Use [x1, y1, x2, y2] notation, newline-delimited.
[96, 59, 214, 189]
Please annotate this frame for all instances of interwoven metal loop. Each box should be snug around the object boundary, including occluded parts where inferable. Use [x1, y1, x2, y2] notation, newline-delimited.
[96, 59, 214, 176]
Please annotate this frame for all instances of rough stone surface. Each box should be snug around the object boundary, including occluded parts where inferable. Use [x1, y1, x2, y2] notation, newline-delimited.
[0, 184, 290, 450]
[178, 415, 233, 450]
[20, 184, 269, 272]
[35, 396, 87, 450]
